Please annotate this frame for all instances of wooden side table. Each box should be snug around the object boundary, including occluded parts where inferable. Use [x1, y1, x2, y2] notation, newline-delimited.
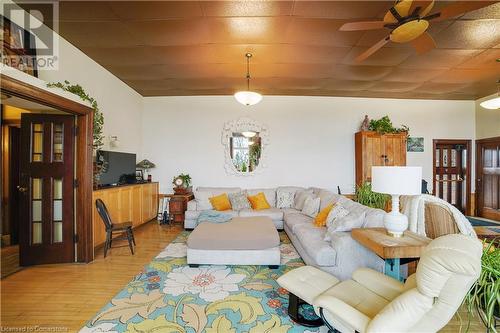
[160, 193, 194, 224]
[351, 228, 431, 281]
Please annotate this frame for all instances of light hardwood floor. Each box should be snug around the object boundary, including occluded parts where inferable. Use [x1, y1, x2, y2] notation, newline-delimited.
[1, 221, 183, 332]
[0, 221, 485, 332]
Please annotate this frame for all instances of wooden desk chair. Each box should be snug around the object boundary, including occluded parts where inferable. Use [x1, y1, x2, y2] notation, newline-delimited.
[95, 199, 136, 257]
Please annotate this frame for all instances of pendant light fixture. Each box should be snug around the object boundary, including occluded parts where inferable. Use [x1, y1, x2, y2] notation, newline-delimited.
[480, 80, 500, 110]
[234, 53, 262, 106]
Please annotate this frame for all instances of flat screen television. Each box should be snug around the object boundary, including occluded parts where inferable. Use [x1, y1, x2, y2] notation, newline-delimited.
[97, 150, 137, 186]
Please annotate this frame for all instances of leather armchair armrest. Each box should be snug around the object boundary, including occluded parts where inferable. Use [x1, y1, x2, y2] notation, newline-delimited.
[352, 268, 404, 301]
[314, 295, 370, 333]
[187, 199, 197, 211]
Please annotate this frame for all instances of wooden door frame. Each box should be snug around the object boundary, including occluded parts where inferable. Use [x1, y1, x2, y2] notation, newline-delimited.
[432, 139, 472, 215]
[1, 76, 94, 263]
[475, 136, 500, 218]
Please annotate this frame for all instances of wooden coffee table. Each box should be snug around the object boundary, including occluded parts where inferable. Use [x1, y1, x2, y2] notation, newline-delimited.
[352, 228, 431, 281]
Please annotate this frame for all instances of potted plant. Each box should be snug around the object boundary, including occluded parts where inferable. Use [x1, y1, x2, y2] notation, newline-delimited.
[464, 239, 499, 332]
[368, 115, 409, 136]
[172, 173, 192, 194]
[355, 182, 390, 210]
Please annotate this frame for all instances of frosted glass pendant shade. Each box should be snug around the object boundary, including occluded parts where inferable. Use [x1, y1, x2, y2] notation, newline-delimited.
[234, 91, 263, 106]
[480, 96, 500, 110]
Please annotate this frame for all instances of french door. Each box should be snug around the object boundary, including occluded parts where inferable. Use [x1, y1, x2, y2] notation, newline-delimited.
[433, 139, 471, 214]
[19, 114, 75, 265]
[476, 137, 500, 221]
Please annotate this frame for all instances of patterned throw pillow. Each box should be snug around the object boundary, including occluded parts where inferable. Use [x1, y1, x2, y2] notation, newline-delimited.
[328, 211, 366, 233]
[302, 196, 321, 218]
[326, 204, 349, 228]
[228, 192, 251, 210]
[276, 190, 295, 209]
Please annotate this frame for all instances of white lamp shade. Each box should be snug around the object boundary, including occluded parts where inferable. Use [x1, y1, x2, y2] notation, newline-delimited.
[371, 166, 422, 195]
[480, 96, 500, 110]
[234, 91, 263, 106]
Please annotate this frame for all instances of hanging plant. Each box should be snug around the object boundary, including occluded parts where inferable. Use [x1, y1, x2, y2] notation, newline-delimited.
[368, 115, 409, 136]
[47, 80, 104, 150]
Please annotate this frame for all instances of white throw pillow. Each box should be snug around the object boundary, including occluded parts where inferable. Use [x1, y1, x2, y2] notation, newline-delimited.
[302, 197, 320, 218]
[328, 211, 366, 233]
[276, 190, 295, 209]
[326, 204, 350, 228]
[294, 189, 314, 210]
[194, 190, 212, 210]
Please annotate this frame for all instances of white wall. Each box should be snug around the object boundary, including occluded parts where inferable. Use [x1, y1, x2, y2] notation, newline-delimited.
[1, 0, 143, 155]
[142, 96, 475, 194]
[475, 93, 500, 140]
[37, 40, 143, 155]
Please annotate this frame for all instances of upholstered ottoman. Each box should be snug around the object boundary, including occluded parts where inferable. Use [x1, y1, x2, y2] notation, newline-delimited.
[187, 216, 280, 267]
[277, 266, 339, 327]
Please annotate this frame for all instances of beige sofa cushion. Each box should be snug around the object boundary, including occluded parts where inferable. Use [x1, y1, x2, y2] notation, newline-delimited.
[187, 217, 279, 250]
[293, 223, 337, 266]
[239, 208, 284, 221]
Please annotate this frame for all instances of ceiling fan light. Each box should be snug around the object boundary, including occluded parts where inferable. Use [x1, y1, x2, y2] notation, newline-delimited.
[480, 96, 500, 110]
[234, 91, 263, 106]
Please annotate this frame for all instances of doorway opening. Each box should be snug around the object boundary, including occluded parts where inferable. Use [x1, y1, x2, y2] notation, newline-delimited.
[476, 137, 500, 221]
[432, 139, 472, 215]
[1, 96, 76, 276]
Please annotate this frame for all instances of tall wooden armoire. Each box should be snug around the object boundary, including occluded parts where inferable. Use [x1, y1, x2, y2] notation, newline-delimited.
[355, 131, 407, 185]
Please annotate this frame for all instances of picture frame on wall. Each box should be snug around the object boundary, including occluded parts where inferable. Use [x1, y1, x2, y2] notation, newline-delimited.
[407, 137, 424, 152]
[1, 16, 38, 77]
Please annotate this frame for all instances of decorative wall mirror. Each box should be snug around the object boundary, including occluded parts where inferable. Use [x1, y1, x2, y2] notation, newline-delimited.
[222, 118, 269, 176]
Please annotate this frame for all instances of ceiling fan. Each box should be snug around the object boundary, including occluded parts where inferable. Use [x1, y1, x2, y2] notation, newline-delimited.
[340, 0, 497, 62]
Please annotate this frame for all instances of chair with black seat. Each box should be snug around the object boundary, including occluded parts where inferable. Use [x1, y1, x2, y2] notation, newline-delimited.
[95, 199, 136, 257]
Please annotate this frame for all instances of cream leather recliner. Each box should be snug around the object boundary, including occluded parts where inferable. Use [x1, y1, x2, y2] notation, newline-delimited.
[313, 234, 482, 333]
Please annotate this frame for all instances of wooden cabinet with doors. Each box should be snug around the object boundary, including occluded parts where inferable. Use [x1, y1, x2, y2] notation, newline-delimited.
[355, 131, 407, 185]
[92, 182, 158, 249]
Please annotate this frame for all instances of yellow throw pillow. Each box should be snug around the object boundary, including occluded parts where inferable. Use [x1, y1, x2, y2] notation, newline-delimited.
[314, 203, 335, 227]
[248, 192, 271, 210]
[209, 193, 232, 211]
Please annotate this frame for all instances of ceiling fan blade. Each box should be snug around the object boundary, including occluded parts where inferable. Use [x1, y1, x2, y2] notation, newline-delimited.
[355, 37, 390, 63]
[339, 21, 385, 31]
[428, 1, 498, 21]
[411, 32, 436, 54]
[409, 0, 435, 17]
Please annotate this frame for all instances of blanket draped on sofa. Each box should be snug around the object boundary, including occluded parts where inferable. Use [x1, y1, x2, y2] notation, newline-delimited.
[401, 194, 476, 237]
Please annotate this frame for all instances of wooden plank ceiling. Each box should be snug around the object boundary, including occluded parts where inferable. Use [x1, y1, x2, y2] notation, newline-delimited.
[55, 1, 500, 99]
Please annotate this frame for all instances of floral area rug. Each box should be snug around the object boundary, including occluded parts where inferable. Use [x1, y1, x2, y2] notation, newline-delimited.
[80, 231, 329, 333]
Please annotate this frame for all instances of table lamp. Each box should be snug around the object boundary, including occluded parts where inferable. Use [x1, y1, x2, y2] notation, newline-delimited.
[371, 166, 422, 237]
[136, 159, 156, 182]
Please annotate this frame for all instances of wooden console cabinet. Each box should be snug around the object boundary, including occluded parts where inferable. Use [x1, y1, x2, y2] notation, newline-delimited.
[355, 131, 407, 185]
[92, 182, 158, 249]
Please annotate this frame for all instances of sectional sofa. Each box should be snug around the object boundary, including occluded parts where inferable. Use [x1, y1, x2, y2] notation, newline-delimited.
[185, 186, 386, 280]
